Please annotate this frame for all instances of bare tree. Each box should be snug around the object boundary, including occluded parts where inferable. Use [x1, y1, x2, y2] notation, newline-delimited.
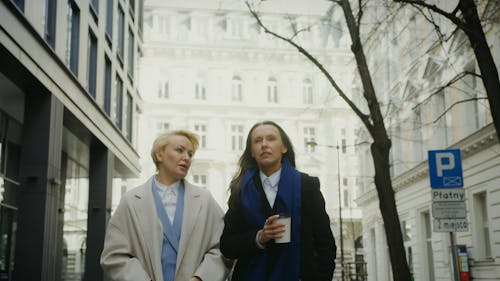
[246, 1, 412, 280]
[394, 0, 500, 141]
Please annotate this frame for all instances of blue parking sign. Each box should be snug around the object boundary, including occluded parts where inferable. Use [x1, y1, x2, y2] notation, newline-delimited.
[428, 149, 463, 188]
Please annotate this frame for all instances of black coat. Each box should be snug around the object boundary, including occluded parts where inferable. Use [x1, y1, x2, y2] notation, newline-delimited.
[220, 172, 337, 281]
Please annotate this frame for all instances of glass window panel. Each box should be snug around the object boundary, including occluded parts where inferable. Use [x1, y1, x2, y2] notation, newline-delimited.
[67, 2, 80, 75]
[113, 75, 123, 128]
[87, 31, 98, 98]
[104, 56, 112, 115]
[43, 0, 57, 47]
[128, 28, 134, 79]
[105, 0, 113, 39]
[61, 128, 89, 281]
[118, 6, 125, 61]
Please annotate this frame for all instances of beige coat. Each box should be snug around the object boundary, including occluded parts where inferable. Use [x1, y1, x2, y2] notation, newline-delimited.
[100, 177, 230, 281]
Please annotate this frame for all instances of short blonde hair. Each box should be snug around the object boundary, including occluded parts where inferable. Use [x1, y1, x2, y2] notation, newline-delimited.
[151, 130, 199, 169]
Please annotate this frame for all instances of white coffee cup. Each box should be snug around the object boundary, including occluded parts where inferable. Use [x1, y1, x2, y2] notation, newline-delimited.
[274, 215, 291, 243]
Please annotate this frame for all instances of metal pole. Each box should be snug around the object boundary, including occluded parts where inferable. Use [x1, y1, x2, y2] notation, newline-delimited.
[305, 140, 346, 281]
[450, 232, 460, 281]
[337, 144, 345, 281]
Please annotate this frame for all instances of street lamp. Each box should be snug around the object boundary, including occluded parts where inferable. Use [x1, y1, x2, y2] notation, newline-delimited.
[306, 141, 345, 281]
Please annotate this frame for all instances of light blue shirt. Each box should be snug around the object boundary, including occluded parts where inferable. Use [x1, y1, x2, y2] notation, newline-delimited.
[154, 177, 180, 223]
[260, 169, 281, 207]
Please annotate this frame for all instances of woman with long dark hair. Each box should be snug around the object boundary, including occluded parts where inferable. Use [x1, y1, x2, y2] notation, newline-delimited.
[220, 121, 336, 281]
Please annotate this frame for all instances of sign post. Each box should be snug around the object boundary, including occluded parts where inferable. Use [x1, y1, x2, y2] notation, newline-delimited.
[428, 149, 466, 281]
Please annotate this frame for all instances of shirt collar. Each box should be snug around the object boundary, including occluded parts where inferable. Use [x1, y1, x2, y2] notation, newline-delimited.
[259, 168, 281, 188]
[154, 176, 180, 196]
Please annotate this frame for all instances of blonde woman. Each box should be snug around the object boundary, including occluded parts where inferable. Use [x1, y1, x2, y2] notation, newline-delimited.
[101, 130, 230, 281]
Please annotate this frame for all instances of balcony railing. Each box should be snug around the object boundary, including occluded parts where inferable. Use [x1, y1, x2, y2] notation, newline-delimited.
[334, 261, 367, 281]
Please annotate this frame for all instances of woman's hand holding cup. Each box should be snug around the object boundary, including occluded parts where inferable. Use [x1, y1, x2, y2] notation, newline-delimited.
[258, 214, 287, 244]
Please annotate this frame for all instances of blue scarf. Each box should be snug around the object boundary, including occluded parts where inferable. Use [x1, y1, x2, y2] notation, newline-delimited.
[240, 160, 301, 281]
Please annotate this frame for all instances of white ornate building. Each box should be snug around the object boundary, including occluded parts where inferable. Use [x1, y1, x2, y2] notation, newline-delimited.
[354, 1, 500, 280]
[136, 0, 364, 275]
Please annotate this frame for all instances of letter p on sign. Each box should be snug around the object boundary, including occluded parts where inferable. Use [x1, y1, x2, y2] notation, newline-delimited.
[428, 149, 463, 188]
[436, 152, 454, 177]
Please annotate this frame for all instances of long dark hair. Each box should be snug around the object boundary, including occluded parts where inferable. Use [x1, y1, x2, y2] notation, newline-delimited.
[228, 121, 296, 209]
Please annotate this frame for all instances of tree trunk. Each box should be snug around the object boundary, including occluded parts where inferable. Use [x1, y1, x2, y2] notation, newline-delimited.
[371, 139, 411, 281]
[459, 0, 500, 141]
[339, 1, 412, 280]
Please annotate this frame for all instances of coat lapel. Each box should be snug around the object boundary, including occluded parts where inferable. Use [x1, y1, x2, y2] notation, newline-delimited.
[176, 180, 202, 270]
[132, 177, 164, 279]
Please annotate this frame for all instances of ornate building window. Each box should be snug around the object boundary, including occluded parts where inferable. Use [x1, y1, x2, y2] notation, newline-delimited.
[195, 79, 206, 100]
[194, 124, 207, 148]
[192, 174, 207, 188]
[231, 124, 244, 151]
[267, 77, 278, 103]
[231, 76, 243, 102]
[473, 192, 491, 260]
[303, 127, 315, 152]
[158, 80, 169, 99]
[302, 79, 313, 104]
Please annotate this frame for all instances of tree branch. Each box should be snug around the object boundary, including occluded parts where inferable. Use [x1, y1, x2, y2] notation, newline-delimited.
[394, 0, 467, 30]
[443, 25, 460, 42]
[357, 0, 363, 35]
[480, 0, 500, 22]
[284, 15, 315, 41]
[414, 71, 481, 109]
[433, 97, 488, 123]
[411, 4, 445, 43]
[246, 1, 373, 130]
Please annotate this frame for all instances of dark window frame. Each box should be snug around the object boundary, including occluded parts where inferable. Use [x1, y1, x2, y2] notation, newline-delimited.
[68, 1, 80, 75]
[11, 0, 24, 12]
[87, 30, 98, 98]
[89, 0, 99, 21]
[127, 27, 134, 81]
[105, 0, 113, 44]
[114, 75, 123, 128]
[125, 92, 133, 142]
[117, 5, 125, 64]
[44, 0, 57, 48]
[104, 56, 112, 115]
[129, 0, 136, 20]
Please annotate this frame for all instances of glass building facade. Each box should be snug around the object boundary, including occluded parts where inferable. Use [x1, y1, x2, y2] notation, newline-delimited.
[0, 1, 142, 280]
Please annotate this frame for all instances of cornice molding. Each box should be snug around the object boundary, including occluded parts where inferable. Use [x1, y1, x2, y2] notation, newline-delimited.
[143, 44, 345, 64]
[393, 123, 498, 191]
[356, 123, 498, 205]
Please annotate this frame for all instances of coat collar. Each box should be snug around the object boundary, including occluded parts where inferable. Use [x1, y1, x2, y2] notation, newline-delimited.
[131, 176, 203, 274]
[131, 177, 163, 279]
